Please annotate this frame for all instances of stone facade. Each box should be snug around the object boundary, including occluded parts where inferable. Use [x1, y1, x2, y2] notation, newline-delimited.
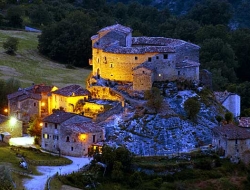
[212, 124, 250, 164]
[87, 86, 123, 101]
[90, 24, 200, 91]
[214, 91, 241, 117]
[48, 84, 91, 114]
[0, 114, 22, 139]
[41, 111, 94, 156]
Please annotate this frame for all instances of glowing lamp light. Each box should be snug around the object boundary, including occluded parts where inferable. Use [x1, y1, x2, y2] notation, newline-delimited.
[10, 117, 17, 126]
[79, 134, 87, 141]
[39, 122, 43, 127]
[4, 108, 8, 113]
[41, 102, 45, 106]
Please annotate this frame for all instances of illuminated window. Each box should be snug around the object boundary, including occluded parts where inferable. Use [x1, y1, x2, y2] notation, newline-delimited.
[164, 54, 168, 59]
[43, 134, 49, 139]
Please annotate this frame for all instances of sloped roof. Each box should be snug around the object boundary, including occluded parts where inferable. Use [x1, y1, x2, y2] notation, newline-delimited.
[176, 60, 200, 69]
[98, 24, 132, 34]
[52, 85, 90, 97]
[42, 111, 77, 124]
[239, 117, 250, 128]
[214, 91, 238, 104]
[213, 124, 250, 140]
[63, 122, 102, 133]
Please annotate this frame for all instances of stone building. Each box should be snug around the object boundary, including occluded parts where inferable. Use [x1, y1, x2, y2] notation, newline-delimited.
[0, 114, 22, 141]
[41, 111, 94, 156]
[48, 84, 91, 114]
[212, 124, 250, 164]
[7, 84, 57, 133]
[214, 91, 241, 118]
[89, 24, 200, 91]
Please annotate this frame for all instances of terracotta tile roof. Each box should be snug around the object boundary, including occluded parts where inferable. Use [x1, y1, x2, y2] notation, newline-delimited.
[213, 124, 250, 140]
[98, 24, 132, 34]
[53, 85, 91, 97]
[63, 122, 103, 133]
[239, 117, 250, 128]
[30, 84, 55, 93]
[176, 60, 200, 69]
[42, 111, 77, 124]
[0, 114, 8, 123]
[214, 91, 237, 103]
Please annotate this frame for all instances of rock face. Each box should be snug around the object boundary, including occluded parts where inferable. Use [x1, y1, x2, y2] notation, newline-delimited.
[99, 82, 224, 156]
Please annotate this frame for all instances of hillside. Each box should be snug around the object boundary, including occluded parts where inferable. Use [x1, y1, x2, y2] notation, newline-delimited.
[0, 30, 91, 88]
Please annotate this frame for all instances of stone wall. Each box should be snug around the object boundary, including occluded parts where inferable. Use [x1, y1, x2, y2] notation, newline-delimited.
[133, 67, 153, 91]
[223, 94, 241, 117]
[88, 86, 123, 101]
[95, 102, 123, 123]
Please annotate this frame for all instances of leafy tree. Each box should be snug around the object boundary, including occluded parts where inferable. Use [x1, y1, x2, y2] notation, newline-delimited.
[6, 5, 23, 28]
[144, 87, 163, 112]
[111, 161, 124, 182]
[3, 37, 19, 55]
[28, 115, 42, 142]
[38, 10, 96, 67]
[215, 115, 223, 125]
[29, 4, 52, 27]
[225, 112, 233, 124]
[0, 78, 20, 115]
[184, 97, 201, 120]
[188, 0, 232, 26]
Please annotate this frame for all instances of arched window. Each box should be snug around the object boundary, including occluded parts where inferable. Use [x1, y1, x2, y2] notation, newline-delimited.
[66, 136, 70, 142]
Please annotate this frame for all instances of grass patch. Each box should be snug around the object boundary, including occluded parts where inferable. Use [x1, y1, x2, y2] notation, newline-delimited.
[0, 30, 91, 88]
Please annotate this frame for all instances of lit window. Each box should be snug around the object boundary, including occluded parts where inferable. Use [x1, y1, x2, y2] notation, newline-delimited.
[159, 74, 161, 77]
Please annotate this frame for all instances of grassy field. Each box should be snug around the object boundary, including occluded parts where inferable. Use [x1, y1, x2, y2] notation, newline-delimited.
[0, 30, 91, 88]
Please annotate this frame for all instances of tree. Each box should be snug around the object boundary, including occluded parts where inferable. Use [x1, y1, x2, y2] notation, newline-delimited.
[28, 115, 42, 144]
[188, 0, 232, 26]
[144, 87, 163, 112]
[225, 112, 233, 124]
[3, 37, 19, 55]
[184, 97, 201, 120]
[215, 115, 223, 125]
[6, 5, 23, 28]
[0, 78, 20, 115]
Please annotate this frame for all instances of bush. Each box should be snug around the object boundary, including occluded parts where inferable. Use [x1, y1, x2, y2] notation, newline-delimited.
[3, 37, 19, 54]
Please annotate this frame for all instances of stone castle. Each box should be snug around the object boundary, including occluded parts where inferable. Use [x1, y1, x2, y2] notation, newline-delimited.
[89, 24, 200, 91]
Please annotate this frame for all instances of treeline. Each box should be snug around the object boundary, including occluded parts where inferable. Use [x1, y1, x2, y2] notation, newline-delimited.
[1, 0, 250, 114]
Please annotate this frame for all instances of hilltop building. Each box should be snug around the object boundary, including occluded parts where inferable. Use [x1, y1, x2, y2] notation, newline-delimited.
[214, 91, 240, 118]
[89, 24, 200, 91]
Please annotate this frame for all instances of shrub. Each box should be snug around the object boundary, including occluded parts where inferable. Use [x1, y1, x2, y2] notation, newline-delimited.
[3, 37, 19, 55]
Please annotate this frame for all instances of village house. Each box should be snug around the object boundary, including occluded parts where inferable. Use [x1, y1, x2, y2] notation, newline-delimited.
[7, 84, 58, 133]
[41, 110, 102, 156]
[0, 114, 22, 142]
[89, 24, 200, 91]
[212, 124, 250, 164]
[239, 117, 250, 127]
[214, 91, 241, 118]
[48, 84, 91, 114]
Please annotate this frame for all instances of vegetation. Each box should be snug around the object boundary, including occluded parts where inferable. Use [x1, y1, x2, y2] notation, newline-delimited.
[184, 97, 201, 120]
[3, 36, 19, 54]
[27, 115, 42, 144]
[144, 87, 163, 112]
[50, 147, 250, 190]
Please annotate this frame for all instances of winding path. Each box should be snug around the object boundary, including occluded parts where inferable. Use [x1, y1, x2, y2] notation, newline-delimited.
[22, 156, 91, 190]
